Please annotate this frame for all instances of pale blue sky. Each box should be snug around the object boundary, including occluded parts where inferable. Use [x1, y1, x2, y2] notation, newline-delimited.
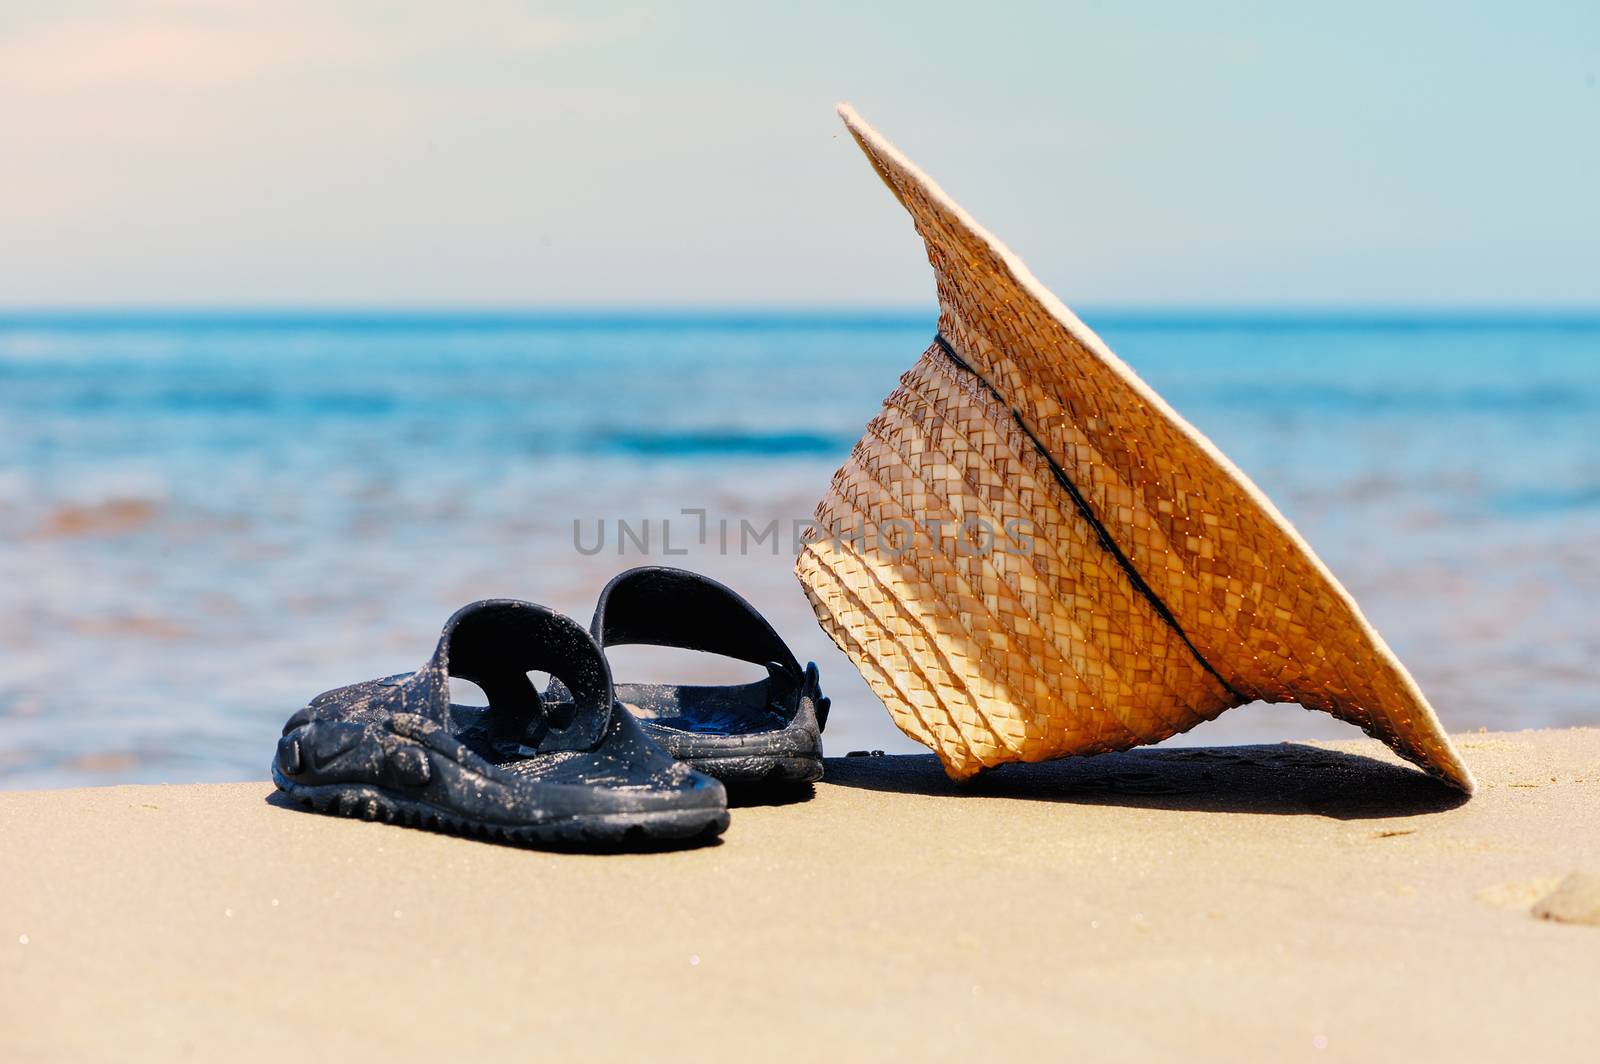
[3, 1, 1597, 307]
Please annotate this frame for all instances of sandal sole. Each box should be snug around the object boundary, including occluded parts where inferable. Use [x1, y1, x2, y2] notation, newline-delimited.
[272, 770, 729, 850]
[684, 754, 823, 785]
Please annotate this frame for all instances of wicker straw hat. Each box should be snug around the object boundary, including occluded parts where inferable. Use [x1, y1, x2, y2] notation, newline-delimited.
[796, 104, 1474, 793]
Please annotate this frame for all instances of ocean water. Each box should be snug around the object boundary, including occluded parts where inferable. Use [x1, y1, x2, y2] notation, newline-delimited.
[1, 311, 1597, 789]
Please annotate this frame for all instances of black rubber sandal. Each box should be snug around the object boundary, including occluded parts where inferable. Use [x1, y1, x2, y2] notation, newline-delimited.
[271, 599, 729, 849]
[578, 566, 828, 785]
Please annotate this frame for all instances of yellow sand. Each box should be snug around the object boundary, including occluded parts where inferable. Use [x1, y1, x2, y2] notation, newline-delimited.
[2, 728, 1597, 1062]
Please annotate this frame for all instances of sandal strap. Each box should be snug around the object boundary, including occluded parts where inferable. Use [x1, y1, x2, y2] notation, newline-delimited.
[590, 566, 802, 676]
[426, 599, 614, 753]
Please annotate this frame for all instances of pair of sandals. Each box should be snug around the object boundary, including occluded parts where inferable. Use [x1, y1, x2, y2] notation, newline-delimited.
[271, 567, 828, 849]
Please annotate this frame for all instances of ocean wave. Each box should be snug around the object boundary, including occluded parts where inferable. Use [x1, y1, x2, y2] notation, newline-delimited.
[598, 430, 849, 456]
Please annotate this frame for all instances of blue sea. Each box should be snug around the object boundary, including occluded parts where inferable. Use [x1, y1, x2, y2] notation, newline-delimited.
[2, 311, 1597, 789]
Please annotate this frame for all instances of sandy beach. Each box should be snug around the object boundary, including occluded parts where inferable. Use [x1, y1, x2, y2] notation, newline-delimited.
[2, 727, 1596, 1061]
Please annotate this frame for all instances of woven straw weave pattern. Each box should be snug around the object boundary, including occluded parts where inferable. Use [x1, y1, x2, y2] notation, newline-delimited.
[796, 107, 1473, 791]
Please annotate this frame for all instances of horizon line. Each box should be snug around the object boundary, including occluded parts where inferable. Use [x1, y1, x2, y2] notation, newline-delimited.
[3, 304, 1599, 331]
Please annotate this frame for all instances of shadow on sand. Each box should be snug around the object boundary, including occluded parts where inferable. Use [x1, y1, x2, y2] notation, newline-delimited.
[821, 743, 1468, 820]
[724, 781, 816, 809]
